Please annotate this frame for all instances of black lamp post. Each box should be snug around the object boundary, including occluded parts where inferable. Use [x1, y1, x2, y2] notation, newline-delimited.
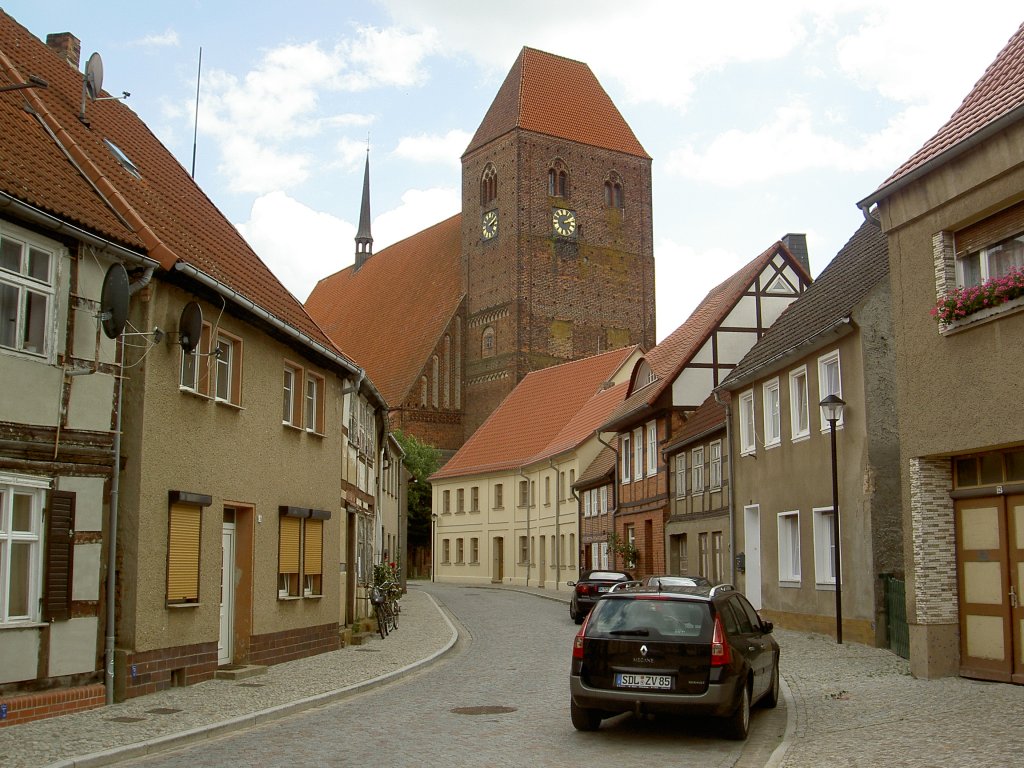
[820, 393, 846, 644]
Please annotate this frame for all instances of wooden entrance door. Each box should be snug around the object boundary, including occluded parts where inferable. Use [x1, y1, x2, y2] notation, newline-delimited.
[956, 495, 1024, 683]
[492, 537, 503, 583]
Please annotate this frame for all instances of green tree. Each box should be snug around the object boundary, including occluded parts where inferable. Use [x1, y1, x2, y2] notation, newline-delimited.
[393, 430, 440, 552]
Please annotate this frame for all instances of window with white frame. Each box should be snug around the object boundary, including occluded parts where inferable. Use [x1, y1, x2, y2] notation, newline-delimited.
[633, 427, 644, 479]
[0, 226, 55, 359]
[0, 475, 45, 623]
[584, 490, 592, 517]
[739, 390, 756, 455]
[691, 446, 705, 494]
[599, 541, 609, 569]
[305, 372, 325, 434]
[778, 511, 801, 583]
[789, 366, 810, 440]
[213, 332, 241, 405]
[763, 378, 781, 447]
[646, 420, 657, 476]
[621, 434, 631, 482]
[675, 454, 686, 498]
[817, 351, 843, 430]
[813, 507, 837, 586]
[712, 531, 724, 582]
[180, 322, 212, 395]
[282, 364, 301, 426]
[709, 441, 722, 489]
[957, 231, 1024, 288]
[599, 485, 608, 514]
[698, 532, 709, 577]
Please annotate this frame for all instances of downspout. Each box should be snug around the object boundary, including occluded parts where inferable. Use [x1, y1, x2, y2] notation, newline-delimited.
[596, 430, 619, 570]
[570, 484, 582, 575]
[714, 390, 736, 585]
[550, 459, 560, 590]
[105, 343, 124, 704]
[518, 467, 530, 587]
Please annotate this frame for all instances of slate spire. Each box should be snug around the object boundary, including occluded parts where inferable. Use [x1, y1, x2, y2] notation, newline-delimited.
[355, 149, 373, 270]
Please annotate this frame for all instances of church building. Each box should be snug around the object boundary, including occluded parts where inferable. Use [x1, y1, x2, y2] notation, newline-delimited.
[305, 47, 656, 456]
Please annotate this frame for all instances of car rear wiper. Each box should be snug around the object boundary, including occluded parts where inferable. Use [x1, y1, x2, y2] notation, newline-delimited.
[609, 628, 650, 636]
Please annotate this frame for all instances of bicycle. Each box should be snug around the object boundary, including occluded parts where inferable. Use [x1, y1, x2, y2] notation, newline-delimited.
[369, 585, 395, 638]
[379, 580, 401, 630]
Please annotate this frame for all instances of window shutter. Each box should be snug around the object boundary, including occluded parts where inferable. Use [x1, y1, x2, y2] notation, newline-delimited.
[279, 515, 300, 574]
[955, 200, 1024, 255]
[44, 490, 75, 622]
[304, 518, 323, 576]
[167, 502, 201, 602]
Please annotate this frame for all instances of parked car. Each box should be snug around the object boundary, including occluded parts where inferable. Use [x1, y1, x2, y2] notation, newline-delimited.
[567, 570, 633, 624]
[569, 583, 779, 740]
[610, 574, 713, 593]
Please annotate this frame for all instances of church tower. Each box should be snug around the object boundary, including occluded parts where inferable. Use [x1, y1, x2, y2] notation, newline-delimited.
[460, 47, 656, 439]
[354, 151, 373, 270]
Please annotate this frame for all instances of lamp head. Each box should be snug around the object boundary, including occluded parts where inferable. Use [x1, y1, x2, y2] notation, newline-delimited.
[819, 393, 846, 423]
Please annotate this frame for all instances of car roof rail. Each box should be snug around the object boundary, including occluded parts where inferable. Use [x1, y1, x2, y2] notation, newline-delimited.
[709, 583, 735, 596]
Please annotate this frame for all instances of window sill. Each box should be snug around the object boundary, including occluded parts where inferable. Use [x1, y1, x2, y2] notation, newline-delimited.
[167, 602, 201, 608]
[215, 398, 243, 411]
[305, 429, 325, 439]
[179, 387, 211, 400]
[0, 620, 47, 630]
[778, 580, 801, 589]
[282, 421, 302, 431]
[303, 592, 323, 599]
[815, 582, 837, 592]
[791, 433, 810, 444]
[278, 595, 301, 601]
[764, 440, 781, 451]
[939, 294, 1024, 335]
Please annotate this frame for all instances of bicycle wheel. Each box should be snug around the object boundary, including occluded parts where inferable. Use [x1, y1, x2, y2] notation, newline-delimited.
[389, 598, 399, 630]
[375, 603, 388, 639]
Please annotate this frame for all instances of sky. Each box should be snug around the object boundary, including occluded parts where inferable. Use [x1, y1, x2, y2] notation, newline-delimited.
[8, 1, 1023, 342]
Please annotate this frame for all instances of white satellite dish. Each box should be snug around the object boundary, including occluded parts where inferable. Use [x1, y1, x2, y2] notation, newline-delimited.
[85, 52, 103, 99]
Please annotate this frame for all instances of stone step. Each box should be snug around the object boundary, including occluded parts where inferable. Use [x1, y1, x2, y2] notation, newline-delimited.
[214, 664, 268, 681]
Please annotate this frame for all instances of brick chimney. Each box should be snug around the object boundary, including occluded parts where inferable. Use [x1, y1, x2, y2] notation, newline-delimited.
[46, 32, 81, 69]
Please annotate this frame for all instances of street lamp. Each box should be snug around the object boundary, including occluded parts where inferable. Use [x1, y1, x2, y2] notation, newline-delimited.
[820, 393, 846, 644]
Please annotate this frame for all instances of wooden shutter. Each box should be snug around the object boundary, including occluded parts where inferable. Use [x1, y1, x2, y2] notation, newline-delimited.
[955, 201, 1024, 255]
[43, 490, 75, 622]
[304, 518, 323, 576]
[167, 502, 201, 603]
[279, 515, 300, 574]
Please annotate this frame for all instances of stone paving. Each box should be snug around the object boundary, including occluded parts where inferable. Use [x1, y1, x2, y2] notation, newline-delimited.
[1, 582, 1021, 767]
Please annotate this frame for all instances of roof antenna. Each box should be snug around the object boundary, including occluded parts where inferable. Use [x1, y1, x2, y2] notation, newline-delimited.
[191, 47, 202, 178]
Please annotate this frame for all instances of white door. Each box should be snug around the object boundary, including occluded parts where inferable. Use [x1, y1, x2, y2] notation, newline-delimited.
[219, 523, 236, 665]
[744, 505, 762, 609]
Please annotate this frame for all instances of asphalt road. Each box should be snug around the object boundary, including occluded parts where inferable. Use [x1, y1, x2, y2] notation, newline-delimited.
[120, 584, 780, 767]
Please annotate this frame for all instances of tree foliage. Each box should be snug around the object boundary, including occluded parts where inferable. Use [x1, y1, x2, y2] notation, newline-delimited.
[393, 430, 440, 548]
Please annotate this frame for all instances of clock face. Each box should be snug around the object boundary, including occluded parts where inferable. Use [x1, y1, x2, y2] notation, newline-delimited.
[552, 208, 577, 237]
[482, 209, 498, 240]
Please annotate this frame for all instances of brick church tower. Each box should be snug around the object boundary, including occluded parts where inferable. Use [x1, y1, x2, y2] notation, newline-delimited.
[459, 48, 656, 438]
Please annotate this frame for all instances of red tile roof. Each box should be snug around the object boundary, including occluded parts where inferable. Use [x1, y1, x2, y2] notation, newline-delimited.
[431, 347, 636, 480]
[305, 215, 464, 406]
[603, 241, 810, 430]
[575, 445, 616, 489]
[464, 47, 649, 159]
[0, 11, 352, 372]
[862, 21, 1024, 206]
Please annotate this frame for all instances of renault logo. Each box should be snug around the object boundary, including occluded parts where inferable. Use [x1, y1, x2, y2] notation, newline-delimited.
[640, 644, 648, 657]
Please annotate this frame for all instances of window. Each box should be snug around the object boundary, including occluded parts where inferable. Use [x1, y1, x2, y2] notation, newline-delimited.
[303, 518, 323, 596]
[584, 490, 592, 517]
[282, 364, 301, 426]
[569, 469, 575, 487]
[817, 351, 843, 430]
[646, 421, 657, 477]
[621, 433, 631, 482]
[180, 322, 212, 394]
[739, 390, 756, 455]
[957, 231, 1024, 288]
[813, 507, 837, 586]
[789, 367, 810, 440]
[677, 533, 688, 575]
[569, 534, 575, 566]
[599, 485, 607, 515]
[633, 427, 644, 479]
[548, 162, 569, 197]
[482, 326, 495, 357]
[560, 471, 566, 500]
[442, 539, 451, 564]
[494, 483, 503, 508]
[698, 532, 709, 578]
[470, 486, 479, 512]
[305, 372, 325, 434]
[530, 480, 536, 506]
[278, 515, 300, 597]
[519, 535, 528, 564]
[709, 441, 722, 489]
[480, 163, 498, 206]
[470, 537, 479, 564]
[213, 332, 241, 405]
[544, 476, 551, 505]
[457, 488, 465, 514]
[518, 480, 529, 508]
[675, 454, 686, 498]
[442, 489, 451, 514]
[626, 524, 636, 550]
[0, 475, 46, 623]
[712, 531, 724, 583]
[0, 226, 55, 358]
[763, 378, 781, 447]
[168, 500, 202, 603]
[778, 511, 801, 583]
[604, 173, 624, 209]
[599, 541, 609, 569]
[691, 446, 705, 494]
[456, 538, 464, 564]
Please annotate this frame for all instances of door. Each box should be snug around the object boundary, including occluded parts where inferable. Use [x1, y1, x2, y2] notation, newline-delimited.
[956, 495, 1024, 683]
[744, 505, 762, 609]
[492, 537, 504, 583]
[219, 522, 236, 665]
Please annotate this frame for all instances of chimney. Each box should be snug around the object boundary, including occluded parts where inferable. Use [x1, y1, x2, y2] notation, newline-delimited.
[782, 233, 810, 276]
[46, 32, 81, 69]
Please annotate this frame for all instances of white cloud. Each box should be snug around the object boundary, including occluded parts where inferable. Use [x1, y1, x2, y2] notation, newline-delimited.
[131, 29, 179, 48]
[373, 187, 460, 247]
[335, 26, 441, 91]
[218, 136, 312, 193]
[393, 129, 471, 167]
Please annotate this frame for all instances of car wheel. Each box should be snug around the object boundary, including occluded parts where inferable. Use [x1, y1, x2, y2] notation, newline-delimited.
[725, 683, 750, 740]
[573, 611, 584, 625]
[570, 699, 602, 731]
[762, 658, 780, 709]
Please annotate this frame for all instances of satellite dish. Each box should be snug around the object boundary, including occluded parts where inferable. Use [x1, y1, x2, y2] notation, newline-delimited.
[85, 52, 103, 100]
[178, 302, 203, 353]
[99, 263, 129, 339]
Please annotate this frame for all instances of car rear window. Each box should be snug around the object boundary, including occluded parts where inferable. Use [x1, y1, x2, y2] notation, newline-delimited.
[588, 597, 712, 640]
[587, 571, 628, 581]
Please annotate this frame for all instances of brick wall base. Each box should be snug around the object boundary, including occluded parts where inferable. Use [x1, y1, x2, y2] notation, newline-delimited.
[248, 622, 340, 667]
[0, 683, 104, 727]
[117, 641, 218, 701]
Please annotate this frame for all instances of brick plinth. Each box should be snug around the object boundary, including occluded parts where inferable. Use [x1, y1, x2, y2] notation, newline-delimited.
[0, 683, 104, 727]
[248, 622, 340, 666]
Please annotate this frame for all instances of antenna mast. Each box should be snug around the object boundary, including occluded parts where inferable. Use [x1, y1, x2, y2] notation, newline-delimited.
[191, 47, 202, 178]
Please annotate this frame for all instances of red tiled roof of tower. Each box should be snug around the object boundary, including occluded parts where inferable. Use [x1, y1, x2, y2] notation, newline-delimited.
[305, 214, 464, 406]
[661, 393, 728, 454]
[604, 241, 809, 429]
[575, 445, 616, 489]
[868, 22, 1024, 196]
[431, 346, 636, 480]
[0, 12, 346, 361]
[464, 47, 649, 159]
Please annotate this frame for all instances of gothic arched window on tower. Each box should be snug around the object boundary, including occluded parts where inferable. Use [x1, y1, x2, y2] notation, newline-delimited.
[482, 326, 496, 358]
[480, 164, 498, 206]
[548, 160, 569, 198]
[604, 172, 624, 209]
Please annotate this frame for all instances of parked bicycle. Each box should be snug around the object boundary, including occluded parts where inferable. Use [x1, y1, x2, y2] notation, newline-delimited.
[370, 561, 403, 638]
[369, 584, 396, 638]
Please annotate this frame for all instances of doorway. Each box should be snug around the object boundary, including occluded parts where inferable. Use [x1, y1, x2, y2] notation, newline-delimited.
[744, 505, 762, 609]
[492, 537, 504, 582]
[219, 520, 236, 665]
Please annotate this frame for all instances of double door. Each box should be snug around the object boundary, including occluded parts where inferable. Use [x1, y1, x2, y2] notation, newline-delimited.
[956, 495, 1024, 684]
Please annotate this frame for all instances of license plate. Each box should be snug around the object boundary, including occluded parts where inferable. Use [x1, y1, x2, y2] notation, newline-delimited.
[598, 586, 610, 592]
[615, 673, 673, 690]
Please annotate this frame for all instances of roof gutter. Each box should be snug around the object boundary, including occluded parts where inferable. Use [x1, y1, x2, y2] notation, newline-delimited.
[857, 102, 1024, 220]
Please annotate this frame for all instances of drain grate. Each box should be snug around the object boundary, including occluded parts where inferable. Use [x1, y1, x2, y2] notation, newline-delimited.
[237, 683, 265, 688]
[451, 706, 517, 716]
[146, 708, 183, 715]
[107, 716, 146, 723]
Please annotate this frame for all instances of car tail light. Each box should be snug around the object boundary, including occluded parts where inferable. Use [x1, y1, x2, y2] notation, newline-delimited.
[572, 613, 592, 660]
[711, 614, 731, 667]
[575, 583, 594, 596]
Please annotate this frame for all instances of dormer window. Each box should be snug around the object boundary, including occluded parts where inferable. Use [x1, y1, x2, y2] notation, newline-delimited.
[548, 160, 569, 198]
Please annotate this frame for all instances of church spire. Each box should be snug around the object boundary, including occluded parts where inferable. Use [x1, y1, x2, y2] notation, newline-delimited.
[355, 148, 373, 270]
